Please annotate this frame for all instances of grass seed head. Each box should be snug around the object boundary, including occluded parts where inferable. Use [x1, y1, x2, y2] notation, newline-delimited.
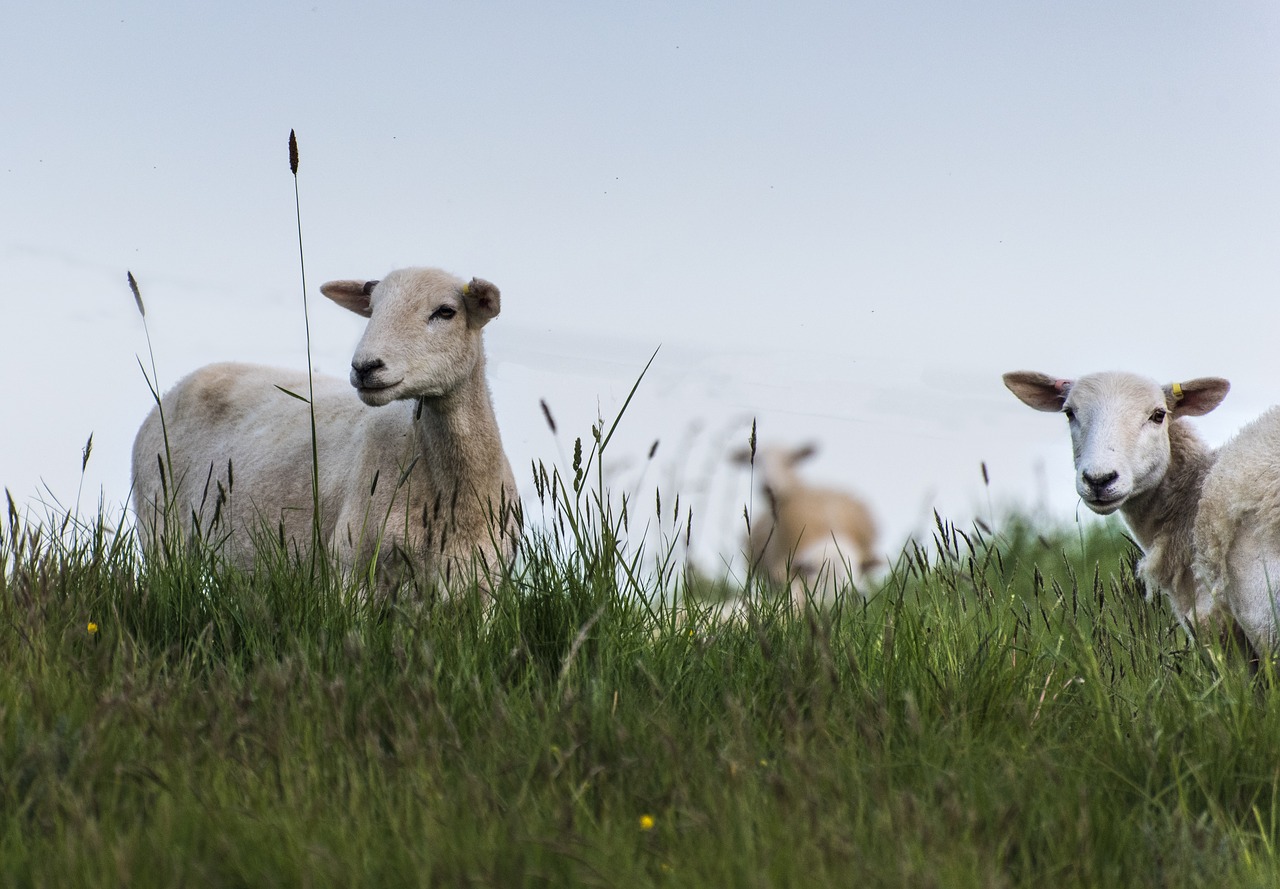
[127, 271, 145, 317]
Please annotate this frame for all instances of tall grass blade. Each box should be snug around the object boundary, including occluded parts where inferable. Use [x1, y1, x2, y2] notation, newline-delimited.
[288, 128, 323, 572]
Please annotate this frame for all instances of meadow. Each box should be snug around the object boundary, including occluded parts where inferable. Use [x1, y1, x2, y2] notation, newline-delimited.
[5, 452, 1280, 888]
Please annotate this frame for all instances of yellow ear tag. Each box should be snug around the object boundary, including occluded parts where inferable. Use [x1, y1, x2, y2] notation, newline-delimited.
[461, 283, 470, 296]
[1171, 382, 1184, 401]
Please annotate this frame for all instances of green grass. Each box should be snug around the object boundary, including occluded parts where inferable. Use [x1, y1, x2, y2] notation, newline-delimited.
[5, 476, 1280, 889]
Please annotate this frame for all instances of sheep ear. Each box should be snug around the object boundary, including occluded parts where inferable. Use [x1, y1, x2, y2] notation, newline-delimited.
[791, 443, 819, 464]
[462, 278, 500, 328]
[1003, 371, 1072, 412]
[320, 280, 375, 318]
[1166, 377, 1229, 416]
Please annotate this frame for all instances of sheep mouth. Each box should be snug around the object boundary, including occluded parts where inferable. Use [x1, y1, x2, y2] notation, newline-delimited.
[355, 379, 404, 404]
[1083, 494, 1125, 515]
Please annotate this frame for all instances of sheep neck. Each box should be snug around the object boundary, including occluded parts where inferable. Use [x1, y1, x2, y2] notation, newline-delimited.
[1119, 419, 1216, 611]
[411, 352, 510, 512]
[395, 349, 519, 591]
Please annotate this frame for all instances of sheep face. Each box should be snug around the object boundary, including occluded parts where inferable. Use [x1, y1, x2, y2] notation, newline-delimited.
[321, 267, 500, 407]
[1061, 374, 1176, 514]
[732, 443, 818, 499]
[1004, 370, 1230, 516]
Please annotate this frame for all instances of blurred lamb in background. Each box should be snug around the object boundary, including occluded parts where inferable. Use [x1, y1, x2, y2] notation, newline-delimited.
[732, 442, 880, 605]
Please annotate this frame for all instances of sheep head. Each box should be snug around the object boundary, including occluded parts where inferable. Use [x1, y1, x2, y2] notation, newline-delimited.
[321, 267, 500, 407]
[1003, 370, 1229, 515]
[733, 442, 819, 499]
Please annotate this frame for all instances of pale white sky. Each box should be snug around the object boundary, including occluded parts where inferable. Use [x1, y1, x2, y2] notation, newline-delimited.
[4, 2, 1279, 573]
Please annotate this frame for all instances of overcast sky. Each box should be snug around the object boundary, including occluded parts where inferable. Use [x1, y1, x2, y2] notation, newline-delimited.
[4, 2, 1278, 574]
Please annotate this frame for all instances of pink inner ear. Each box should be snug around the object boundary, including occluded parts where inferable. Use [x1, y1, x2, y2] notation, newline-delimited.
[1053, 379, 1069, 393]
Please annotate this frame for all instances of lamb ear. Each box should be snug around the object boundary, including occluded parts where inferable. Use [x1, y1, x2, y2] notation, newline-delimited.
[1166, 377, 1230, 416]
[320, 279, 376, 318]
[462, 277, 500, 328]
[791, 442, 819, 464]
[1003, 371, 1072, 412]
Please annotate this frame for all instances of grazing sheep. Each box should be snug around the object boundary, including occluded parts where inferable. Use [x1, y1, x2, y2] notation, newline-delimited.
[732, 443, 880, 604]
[1003, 369, 1280, 657]
[132, 266, 521, 594]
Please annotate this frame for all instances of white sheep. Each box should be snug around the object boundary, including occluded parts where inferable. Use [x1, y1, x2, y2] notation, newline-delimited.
[732, 443, 880, 605]
[132, 266, 521, 594]
[1004, 369, 1280, 657]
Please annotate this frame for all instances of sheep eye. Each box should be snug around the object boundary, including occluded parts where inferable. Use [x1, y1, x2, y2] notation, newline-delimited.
[1149, 408, 1167, 424]
[430, 306, 457, 321]
[1063, 407, 1076, 423]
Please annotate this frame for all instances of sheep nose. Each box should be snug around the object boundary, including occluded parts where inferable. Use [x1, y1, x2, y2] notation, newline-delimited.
[351, 357, 385, 386]
[1082, 469, 1118, 491]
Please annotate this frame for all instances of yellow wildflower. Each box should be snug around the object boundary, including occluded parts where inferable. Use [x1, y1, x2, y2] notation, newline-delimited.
[87, 622, 99, 635]
[639, 814, 655, 831]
